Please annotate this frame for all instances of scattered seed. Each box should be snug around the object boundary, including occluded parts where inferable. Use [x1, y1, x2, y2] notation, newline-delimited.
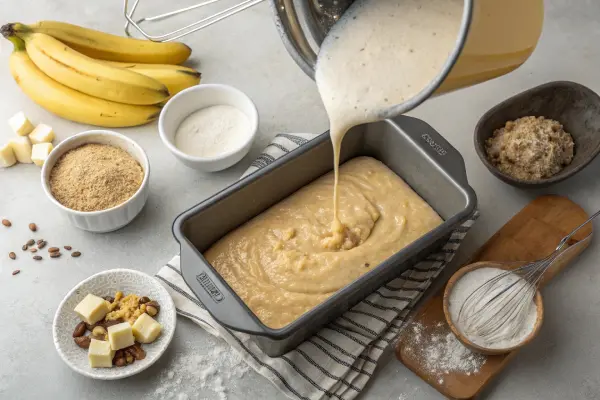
[48, 247, 60, 253]
[364, 263, 370, 268]
[37, 240, 47, 249]
[30, 248, 38, 253]
[26, 239, 35, 246]
[22, 244, 28, 251]
[64, 246, 72, 251]
[9, 252, 16, 260]
[12, 270, 20, 276]
[36, 239, 44, 246]
[50, 252, 61, 258]
[72, 251, 81, 258]
[33, 255, 42, 261]
[2, 219, 11, 227]
[29, 223, 37, 232]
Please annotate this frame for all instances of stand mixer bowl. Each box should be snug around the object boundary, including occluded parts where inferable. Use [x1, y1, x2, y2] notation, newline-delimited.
[270, 0, 354, 78]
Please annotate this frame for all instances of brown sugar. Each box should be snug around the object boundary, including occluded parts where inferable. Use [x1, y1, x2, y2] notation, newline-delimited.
[485, 116, 574, 181]
[49, 144, 144, 212]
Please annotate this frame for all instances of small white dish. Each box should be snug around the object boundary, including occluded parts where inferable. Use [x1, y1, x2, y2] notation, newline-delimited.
[159, 83, 259, 172]
[41, 130, 150, 233]
[53, 269, 176, 380]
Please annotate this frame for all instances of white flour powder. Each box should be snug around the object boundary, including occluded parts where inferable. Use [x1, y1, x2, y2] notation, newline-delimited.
[150, 339, 250, 400]
[405, 322, 486, 380]
[448, 267, 538, 349]
[174, 105, 250, 158]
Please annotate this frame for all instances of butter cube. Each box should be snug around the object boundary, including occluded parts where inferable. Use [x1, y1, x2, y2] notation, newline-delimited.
[31, 143, 54, 167]
[8, 111, 34, 136]
[132, 313, 162, 343]
[74, 294, 110, 325]
[107, 322, 135, 350]
[0, 143, 17, 168]
[88, 339, 114, 368]
[29, 124, 55, 144]
[8, 136, 32, 164]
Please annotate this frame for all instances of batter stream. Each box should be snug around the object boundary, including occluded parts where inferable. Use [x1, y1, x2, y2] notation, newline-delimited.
[205, 157, 442, 328]
[205, 0, 462, 328]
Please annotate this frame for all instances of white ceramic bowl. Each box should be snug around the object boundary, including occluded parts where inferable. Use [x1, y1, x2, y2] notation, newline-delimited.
[53, 269, 176, 380]
[159, 84, 259, 171]
[41, 130, 150, 233]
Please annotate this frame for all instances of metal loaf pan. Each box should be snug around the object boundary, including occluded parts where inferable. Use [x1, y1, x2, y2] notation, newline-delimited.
[173, 115, 477, 356]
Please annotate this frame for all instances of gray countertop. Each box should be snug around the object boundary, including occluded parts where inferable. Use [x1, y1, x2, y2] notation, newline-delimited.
[2, 0, 600, 399]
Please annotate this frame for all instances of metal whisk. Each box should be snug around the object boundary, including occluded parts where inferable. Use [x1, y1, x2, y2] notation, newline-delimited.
[458, 208, 600, 344]
[123, 0, 265, 42]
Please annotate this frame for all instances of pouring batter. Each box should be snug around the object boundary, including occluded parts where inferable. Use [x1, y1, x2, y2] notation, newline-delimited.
[205, 0, 463, 328]
[316, 0, 463, 242]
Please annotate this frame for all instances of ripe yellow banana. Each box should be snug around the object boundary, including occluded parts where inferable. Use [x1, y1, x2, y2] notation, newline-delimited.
[104, 61, 201, 98]
[19, 32, 169, 105]
[6, 37, 161, 128]
[7, 21, 191, 64]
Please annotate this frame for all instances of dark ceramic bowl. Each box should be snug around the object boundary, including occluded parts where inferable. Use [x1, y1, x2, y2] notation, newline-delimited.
[474, 81, 600, 188]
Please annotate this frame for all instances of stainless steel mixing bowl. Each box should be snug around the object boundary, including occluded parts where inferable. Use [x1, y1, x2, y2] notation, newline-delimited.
[270, 0, 354, 78]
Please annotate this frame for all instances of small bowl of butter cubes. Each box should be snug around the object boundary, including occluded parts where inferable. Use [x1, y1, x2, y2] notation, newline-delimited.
[53, 269, 176, 379]
[1, 111, 55, 168]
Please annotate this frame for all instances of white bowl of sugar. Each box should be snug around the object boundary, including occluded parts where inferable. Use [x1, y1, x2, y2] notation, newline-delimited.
[159, 84, 259, 172]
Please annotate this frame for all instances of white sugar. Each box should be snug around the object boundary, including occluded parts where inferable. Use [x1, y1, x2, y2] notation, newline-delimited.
[448, 267, 538, 349]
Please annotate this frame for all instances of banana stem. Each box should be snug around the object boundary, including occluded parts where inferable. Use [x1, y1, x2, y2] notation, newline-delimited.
[4, 35, 26, 52]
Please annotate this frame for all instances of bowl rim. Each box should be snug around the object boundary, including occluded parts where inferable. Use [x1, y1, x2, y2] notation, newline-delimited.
[473, 80, 600, 187]
[40, 130, 150, 217]
[52, 268, 177, 380]
[442, 261, 544, 355]
[158, 83, 259, 163]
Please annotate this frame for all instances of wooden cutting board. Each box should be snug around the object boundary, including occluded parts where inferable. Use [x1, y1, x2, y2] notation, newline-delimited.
[395, 195, 593, 399]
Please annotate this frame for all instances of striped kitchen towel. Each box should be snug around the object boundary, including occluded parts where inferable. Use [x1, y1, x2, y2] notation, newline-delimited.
[156, 133, 478, 400]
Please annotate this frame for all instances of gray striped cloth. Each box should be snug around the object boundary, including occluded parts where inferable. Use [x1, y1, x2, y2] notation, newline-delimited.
[156, 133, 478, 400]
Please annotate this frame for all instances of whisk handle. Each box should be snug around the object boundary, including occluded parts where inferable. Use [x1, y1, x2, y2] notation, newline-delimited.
[555, 208, 600, 251]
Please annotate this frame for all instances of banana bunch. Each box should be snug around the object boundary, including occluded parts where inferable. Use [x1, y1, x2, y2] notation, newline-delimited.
[1, 22, 201, 128]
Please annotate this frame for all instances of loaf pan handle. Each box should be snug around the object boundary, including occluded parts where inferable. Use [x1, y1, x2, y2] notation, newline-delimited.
[179, 240, 267, 335]
[391, 115, 470, 187]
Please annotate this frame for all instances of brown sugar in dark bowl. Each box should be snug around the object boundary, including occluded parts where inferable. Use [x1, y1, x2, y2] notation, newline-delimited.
[474, 81, 600, 188]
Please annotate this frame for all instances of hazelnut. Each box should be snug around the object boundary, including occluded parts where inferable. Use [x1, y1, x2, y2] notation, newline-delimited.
[145, 301, 160, 316]
[139, 296, 150, 304]
[126, 354, 134, 364]
[146, 306, 158, 317]
[114, 357, 126, 367]
[92, 326, 107, 337]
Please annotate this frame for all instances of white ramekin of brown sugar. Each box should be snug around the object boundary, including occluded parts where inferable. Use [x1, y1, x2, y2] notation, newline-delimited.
[41, 130, 150, 233]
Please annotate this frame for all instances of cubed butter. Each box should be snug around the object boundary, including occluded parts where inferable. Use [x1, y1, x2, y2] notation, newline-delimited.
[29, 123, 55, 144]
[107, 322, 135, 350]
[31, 143, 54, 167]
[74, 294, 110, 325]
[8, 111, 34, 136]
[8, 136, 32, 164]
[132, 313, 162, 343]
[0, 143, 17, 168]
[88, 339, 114, 368]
